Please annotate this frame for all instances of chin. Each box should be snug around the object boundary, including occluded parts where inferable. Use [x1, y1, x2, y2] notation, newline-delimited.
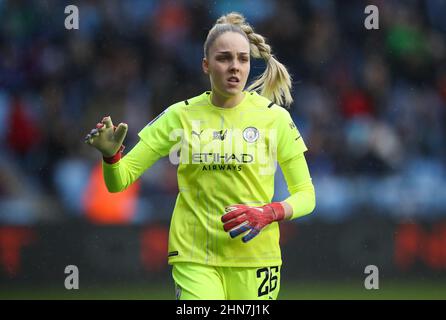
[223, 86, 243, 96]
[213, 83, 244, 98]
[225, 89, 241, 96]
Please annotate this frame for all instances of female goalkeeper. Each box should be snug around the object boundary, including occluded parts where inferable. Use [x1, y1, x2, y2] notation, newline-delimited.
[85, 12, 315, 300]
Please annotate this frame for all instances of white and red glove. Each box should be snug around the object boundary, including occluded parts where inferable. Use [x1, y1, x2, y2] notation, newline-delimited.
[221, 203, 285, 243]
[85, 116, 128, 164]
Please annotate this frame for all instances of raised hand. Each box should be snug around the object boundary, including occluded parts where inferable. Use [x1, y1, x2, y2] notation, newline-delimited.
[85, 116, 128, 158]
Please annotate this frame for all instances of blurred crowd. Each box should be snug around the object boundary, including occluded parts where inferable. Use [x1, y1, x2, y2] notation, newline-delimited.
[0, 0, 445, 224]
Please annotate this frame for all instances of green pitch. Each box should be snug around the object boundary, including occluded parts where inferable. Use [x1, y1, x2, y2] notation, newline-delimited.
[1, 281, 445, 300]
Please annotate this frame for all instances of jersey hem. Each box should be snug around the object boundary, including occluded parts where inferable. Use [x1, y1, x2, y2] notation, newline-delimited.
[167, 257, 283, 268]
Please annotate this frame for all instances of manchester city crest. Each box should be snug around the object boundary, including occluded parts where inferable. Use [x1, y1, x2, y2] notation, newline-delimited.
[243, 127, 259, 143]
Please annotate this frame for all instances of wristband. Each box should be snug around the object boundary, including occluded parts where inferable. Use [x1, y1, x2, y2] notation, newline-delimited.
[103, 145, 125, 164]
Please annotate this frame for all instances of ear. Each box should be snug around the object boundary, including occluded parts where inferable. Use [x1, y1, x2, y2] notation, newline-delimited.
[202, 57, 209, 75]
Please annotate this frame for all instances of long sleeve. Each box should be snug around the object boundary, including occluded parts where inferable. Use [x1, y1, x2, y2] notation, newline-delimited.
[102, 139, 162, 193]
[279, 152, 316, 220]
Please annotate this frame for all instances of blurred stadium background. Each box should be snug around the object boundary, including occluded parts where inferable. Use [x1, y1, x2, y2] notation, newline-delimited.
[1, 0, 446, 299]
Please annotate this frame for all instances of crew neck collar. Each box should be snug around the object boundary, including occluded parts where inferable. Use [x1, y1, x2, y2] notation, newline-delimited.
[205, 91, 249, 111]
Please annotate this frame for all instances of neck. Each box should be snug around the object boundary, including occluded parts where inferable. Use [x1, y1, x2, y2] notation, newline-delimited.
[211, 91, 245, 108]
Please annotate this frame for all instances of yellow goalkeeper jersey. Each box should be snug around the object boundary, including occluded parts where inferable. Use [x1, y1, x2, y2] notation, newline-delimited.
[135, 91, 307, 267]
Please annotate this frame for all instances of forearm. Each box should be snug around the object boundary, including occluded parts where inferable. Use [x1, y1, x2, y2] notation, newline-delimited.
[103, 139, 162, 192]
[279, 153, 316, 220]
[281, 180, 315, 220]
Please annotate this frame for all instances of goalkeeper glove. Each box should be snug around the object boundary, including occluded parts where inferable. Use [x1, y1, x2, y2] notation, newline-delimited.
[221, 203, 285, 243]
[85, 116, 128, 163]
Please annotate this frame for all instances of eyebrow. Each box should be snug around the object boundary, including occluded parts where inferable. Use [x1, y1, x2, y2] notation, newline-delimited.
[216, 51, 249, 55]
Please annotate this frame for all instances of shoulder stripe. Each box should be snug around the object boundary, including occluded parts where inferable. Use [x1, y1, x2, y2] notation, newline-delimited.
[184, 100, 189, 105]
[168, 251, 179, 257]
[267, 102, 275, 108]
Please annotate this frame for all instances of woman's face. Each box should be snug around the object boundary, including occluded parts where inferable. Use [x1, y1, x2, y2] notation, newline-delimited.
[203, 32, 250, 98]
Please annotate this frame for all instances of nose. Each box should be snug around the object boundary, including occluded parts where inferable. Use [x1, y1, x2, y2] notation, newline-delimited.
[229, 60, 240, 72]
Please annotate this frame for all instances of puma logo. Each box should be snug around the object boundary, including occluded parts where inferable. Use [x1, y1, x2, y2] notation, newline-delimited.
[192, 130, 203, 138]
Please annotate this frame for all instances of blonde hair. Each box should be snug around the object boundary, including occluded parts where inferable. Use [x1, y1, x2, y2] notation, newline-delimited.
[204, 12, 293, 107]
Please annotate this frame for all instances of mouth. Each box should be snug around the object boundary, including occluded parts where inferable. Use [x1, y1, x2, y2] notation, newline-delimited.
[227, 76, 240, 84]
